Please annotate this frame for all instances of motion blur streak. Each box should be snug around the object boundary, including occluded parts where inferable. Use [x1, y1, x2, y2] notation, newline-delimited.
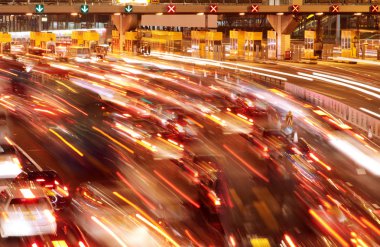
[135, 213, 180, 247]
[185, 229, 202, 247]
[223, 144, 269, 183]
[360, 217, 380, 236]
[112, 192, 160, 229]
[313, 72, 380, 93]
[153, 170, 200, 208]
[309, 153, 332, 171]
[90, 216, 127, 247]
[284, 234, 297, 247]
[49, 129, 84, 157]
[298, 72, 380, 99]
[328, 135, 380, 176]
[116, 172, 156, 210]
[359, 107, 380, 119]
[92, 126, 134, 154]
[309, 209, 349, 247]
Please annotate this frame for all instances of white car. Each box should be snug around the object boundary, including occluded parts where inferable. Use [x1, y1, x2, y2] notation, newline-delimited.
[0, 143, 22, 180]
[0, 181, 57, 238]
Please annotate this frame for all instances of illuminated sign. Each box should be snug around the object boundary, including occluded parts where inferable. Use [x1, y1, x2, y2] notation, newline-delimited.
[209, 4, 218, 13]
[250, 5, 259, 13]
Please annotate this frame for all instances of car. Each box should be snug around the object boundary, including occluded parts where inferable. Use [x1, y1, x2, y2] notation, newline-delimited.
[17, 170, 70, 211]
[23, 219, 89, 247]
[0, 143, 23, 180]
[0, 181, 57, 238]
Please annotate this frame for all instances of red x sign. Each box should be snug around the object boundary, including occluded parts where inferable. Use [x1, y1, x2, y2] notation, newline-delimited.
[370, 5, 378, 13]
[330, 5, 339, 13]
[209, 4, 218, 13]
[167, 4, 176, 13]
[250, 4, 259, 13]
[291, 5, 299, 13]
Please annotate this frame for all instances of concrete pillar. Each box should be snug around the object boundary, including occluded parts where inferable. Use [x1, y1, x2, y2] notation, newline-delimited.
[267, 14, 299, 60]
[111, 14, 140, 52]
[336, 15, 341, 46]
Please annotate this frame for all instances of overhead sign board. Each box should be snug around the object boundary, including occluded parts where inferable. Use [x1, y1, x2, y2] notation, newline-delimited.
[35, 4, 44, 13]
[81, 4, 89, 14]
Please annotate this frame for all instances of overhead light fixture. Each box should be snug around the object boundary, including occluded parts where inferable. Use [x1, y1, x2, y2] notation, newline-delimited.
[276, 12, 284, 16]
[239, 12, 245, 16]
[315, 12, 323, 16]
[71, 12, 78, 16]
[26, 13, 33, 16]
[354, 12, 362, 16]
[114, 13, 121, 16]
[197, 12, 204, 15]
[156, 12, 163, 15]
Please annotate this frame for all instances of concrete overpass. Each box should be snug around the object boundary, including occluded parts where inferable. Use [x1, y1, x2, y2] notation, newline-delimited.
[0, 2, 377, 14]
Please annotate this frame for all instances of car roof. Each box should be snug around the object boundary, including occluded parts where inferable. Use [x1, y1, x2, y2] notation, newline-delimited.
[5, 181, 47, 199]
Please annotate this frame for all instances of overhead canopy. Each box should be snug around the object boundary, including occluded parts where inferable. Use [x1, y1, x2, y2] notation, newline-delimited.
[141, 15, 217, 28]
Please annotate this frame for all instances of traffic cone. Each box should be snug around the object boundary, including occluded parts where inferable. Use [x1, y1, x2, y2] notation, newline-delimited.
[224, 75, 227, 81]
[203, 71, 207, 77]
[293, 131, 298, 143]
[215, 72, 218, 79]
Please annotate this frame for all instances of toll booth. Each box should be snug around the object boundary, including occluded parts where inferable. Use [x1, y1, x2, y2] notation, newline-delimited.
[229, 30, 245, 60]
[191, 31, 206, 58]
[267, 31, 276, 59]
[205, 31, 223, 60]
[112, 30, 120, 52]
[244, 32, 262, 60]
[279, 34, 290, 60]
[71, 31, 84, 46]
[141, 31, 182, 53]
[341, 30, 356, 58]
[304, 30, 316, 59]
[30, 32, 56, 52]
[0, 32, 11, 54]
[166, 31, 182, 53]
[83, 31, 99, 51]
[125, 31, 138, 52]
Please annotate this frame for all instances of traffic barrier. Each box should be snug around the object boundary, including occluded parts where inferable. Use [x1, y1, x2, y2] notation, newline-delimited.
[284, 83, 380, 138]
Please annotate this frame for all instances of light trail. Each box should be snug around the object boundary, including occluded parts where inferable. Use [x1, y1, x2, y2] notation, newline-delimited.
[49, 129, 84, 157]
[116, 172, 156, 210]
[153, 170, 200, 208]
[223, 144, 269, 183]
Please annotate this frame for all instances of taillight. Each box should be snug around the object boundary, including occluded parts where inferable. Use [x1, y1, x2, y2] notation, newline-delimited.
[263, 146, 268, 152]
[36, 178, 45, 182]
[32, 243, 38, 247]
[54, 180, 60, 185]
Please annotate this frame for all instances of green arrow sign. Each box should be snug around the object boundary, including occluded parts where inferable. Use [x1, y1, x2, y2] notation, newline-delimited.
[125, 5, 133, 13]
[81, 4, 89, 14]
[35, 4, 44, 13]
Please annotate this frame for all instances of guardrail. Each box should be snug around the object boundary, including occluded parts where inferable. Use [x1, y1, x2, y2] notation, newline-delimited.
[284, 82, 380, 138]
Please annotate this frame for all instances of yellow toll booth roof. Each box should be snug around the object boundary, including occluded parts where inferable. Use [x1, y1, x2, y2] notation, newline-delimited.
[0, 32, 11, 43]
[250, 238, 271, 247]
